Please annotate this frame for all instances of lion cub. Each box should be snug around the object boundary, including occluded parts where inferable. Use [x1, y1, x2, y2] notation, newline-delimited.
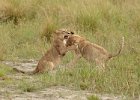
[13, 29, 74, 74]
[66, 35, 124, 68]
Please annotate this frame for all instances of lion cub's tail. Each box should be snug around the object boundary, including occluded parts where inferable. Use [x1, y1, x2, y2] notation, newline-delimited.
[109, 37, 124, 58]
[13, 68, 38, 75]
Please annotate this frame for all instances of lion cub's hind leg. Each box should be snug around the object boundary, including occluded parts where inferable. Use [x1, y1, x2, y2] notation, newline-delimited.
[35, 60, 55, 74]
[46, 62, 55, 71]
[95, 58, 106, 71]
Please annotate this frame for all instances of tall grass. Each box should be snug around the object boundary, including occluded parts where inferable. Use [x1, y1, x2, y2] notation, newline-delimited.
[0, 0, 139, 97]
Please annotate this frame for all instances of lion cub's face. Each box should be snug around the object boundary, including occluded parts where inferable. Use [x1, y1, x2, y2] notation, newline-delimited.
[54, 29, 74, 46]
[54, 29, 74, 39]
[66, 35, 84, 46]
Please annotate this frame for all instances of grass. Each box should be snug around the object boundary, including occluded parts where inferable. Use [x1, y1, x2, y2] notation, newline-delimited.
[0, 0, 139, 98]
[87, 95, 99, 100]
[18, 80, 40, 92]
[0, 63, 12, 77]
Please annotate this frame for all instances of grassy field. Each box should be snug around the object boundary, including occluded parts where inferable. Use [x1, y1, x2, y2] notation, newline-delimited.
[0, 0, 140, 98]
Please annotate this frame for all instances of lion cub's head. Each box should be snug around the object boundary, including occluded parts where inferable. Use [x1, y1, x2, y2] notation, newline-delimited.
[66, 35, 85, 46]
[53, 29, 74, 40]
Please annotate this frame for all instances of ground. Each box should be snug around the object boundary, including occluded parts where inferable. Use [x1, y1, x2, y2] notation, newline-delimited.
[0, 60, 128, 100]
[0, 0, 140, 99]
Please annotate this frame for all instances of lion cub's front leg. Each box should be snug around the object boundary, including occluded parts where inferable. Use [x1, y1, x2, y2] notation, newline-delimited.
[66, 45, 82, 67]
[66, 44, 78, 51]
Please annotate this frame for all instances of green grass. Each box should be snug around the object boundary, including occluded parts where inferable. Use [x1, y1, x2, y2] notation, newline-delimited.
[0, 0, 139, 98]
[0, 63, 12, 77]
[18, 80, 41, 92]
[87, 95, 99, 100]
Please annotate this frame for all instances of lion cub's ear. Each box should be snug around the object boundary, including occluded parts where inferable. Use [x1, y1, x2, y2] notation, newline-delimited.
[70, 31, 74, 34]
[54, 30, 60, 34]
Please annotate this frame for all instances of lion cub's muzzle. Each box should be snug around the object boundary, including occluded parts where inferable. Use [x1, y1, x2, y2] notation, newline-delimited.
[63, 31, 75, 39]
[64, 35, 69, 39]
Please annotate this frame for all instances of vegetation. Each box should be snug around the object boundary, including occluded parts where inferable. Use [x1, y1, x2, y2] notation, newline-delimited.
[87, 95, 99, 100]
[0, 63, 12, 77]
[0, 0, 139, 98]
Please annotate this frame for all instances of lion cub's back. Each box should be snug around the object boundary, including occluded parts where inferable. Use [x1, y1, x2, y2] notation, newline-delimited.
[82, 43, 109, 61]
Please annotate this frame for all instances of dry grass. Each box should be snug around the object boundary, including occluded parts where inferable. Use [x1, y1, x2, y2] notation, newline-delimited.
[0, 0, 139, 98]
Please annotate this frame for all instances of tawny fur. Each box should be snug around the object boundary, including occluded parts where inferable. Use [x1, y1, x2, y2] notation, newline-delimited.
[13, 29, 75, 74]
[66, 35, 124, 68]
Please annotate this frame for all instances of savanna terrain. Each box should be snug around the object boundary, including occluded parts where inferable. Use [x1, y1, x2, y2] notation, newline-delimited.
[0, 0, 140, 99]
